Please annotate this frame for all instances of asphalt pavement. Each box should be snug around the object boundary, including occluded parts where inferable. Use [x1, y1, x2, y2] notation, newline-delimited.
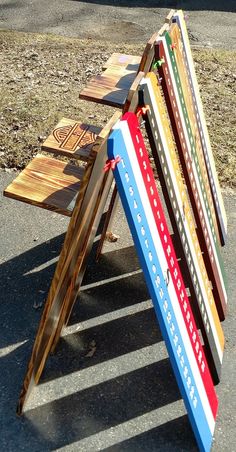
[0, 2, 236, 451]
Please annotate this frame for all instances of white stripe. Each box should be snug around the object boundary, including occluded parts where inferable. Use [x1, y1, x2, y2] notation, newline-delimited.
[140, 76, 223, 363]
[157, 36, 227, 302]
[118, 120, 215, 433]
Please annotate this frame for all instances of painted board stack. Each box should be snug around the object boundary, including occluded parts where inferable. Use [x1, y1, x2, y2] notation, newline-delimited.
[3, 8, 228, 452]
[105, 11, 227, 451]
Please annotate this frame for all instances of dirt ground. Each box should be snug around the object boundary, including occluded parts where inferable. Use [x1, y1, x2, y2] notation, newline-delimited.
[0, 30, 235, 188]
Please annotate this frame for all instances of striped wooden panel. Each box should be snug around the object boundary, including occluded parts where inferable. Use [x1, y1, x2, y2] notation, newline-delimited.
[4, 154, 84, 216]
[42, 117, 101, 161]
[168, 23, 220, 244]
[173, 11, 227, 245]
[155, 36, 227, 320]
[79, 65, 138, 108]
[102, 53, 141, 71]
[108, 114, 218, 452]
[139, 73, 224, 383]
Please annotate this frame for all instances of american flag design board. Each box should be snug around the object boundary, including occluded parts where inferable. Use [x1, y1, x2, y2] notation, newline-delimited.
[107, 113, 218, 452]
[155, 34, 227, 320]
[173, 10, 227, 245]
[139, 73, 224, 384]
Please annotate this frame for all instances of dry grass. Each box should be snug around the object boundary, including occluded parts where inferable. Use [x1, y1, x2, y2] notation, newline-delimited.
[0, 30, 235, 188]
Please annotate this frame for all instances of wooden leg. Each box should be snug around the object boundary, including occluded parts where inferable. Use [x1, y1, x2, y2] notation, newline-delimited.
[17, 141, 113, 414]
[50, 169, 114, 354]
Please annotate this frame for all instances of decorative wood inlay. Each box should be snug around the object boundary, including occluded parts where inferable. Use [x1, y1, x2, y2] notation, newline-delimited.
[42, 117, 101, 161]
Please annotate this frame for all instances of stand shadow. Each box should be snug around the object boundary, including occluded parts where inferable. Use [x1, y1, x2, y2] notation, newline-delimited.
[0, 236, 198, 451]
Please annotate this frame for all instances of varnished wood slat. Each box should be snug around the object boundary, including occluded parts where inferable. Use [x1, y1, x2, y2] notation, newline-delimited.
[4, 155, 84, 216]
[169, 23, 220, 244]
[42, 117, 101, 161]
[102, 53, 141, 71]
[79, 66, 138, 109]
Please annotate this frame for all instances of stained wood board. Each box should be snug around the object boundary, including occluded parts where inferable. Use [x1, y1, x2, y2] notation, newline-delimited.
[139, 73, 224, 383]
[155, 35, 227, 320]
[4, 154, 84, 216]
[42, 117, 101, 161]
[108, 112, 218, 452]
[173, 11, 227, 245]
[16, 112, 122, 414]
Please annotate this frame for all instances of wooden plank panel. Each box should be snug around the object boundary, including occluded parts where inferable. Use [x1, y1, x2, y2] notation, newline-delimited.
[4, 154, 84, 216]
[155, 36, 227, 320]
[42, 117, 101, 161]
[16, 112, 122, 414]
[139, 73, 224, 383]
[173, 11, 227, 245]
[108, 114, 218, 452]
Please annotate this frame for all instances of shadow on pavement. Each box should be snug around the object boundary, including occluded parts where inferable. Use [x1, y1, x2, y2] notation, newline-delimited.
[0, 237, 198, 451]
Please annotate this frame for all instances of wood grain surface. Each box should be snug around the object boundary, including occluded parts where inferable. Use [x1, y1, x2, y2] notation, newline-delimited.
[42, 117, 101, 161]
[16, 112, 121, 415]
[4, 154, 84, 216]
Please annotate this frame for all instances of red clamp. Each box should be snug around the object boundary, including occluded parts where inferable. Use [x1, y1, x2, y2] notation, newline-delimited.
[136, 105, 150, 118]
[103, 156, 121, 172]
[170, 43, 177, 50]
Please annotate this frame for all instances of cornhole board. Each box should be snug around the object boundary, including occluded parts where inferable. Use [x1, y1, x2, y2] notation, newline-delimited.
[173, 11, 227, 245]
[168, 23, 220, 244]
[139, 73, 224, 383]
[155, 34, 227, 320]
[107, 112, 218, 452]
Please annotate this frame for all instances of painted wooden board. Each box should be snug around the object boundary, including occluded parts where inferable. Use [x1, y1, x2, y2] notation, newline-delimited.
[173, 11, 227, 245]
[42, 117, 101, 161]
[108, 113, 218, 452]
[4, 154, 84, 216]
[155, 35, 227, 320]
[139, 73, 224, 383]
[168, 23, 220, 244]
